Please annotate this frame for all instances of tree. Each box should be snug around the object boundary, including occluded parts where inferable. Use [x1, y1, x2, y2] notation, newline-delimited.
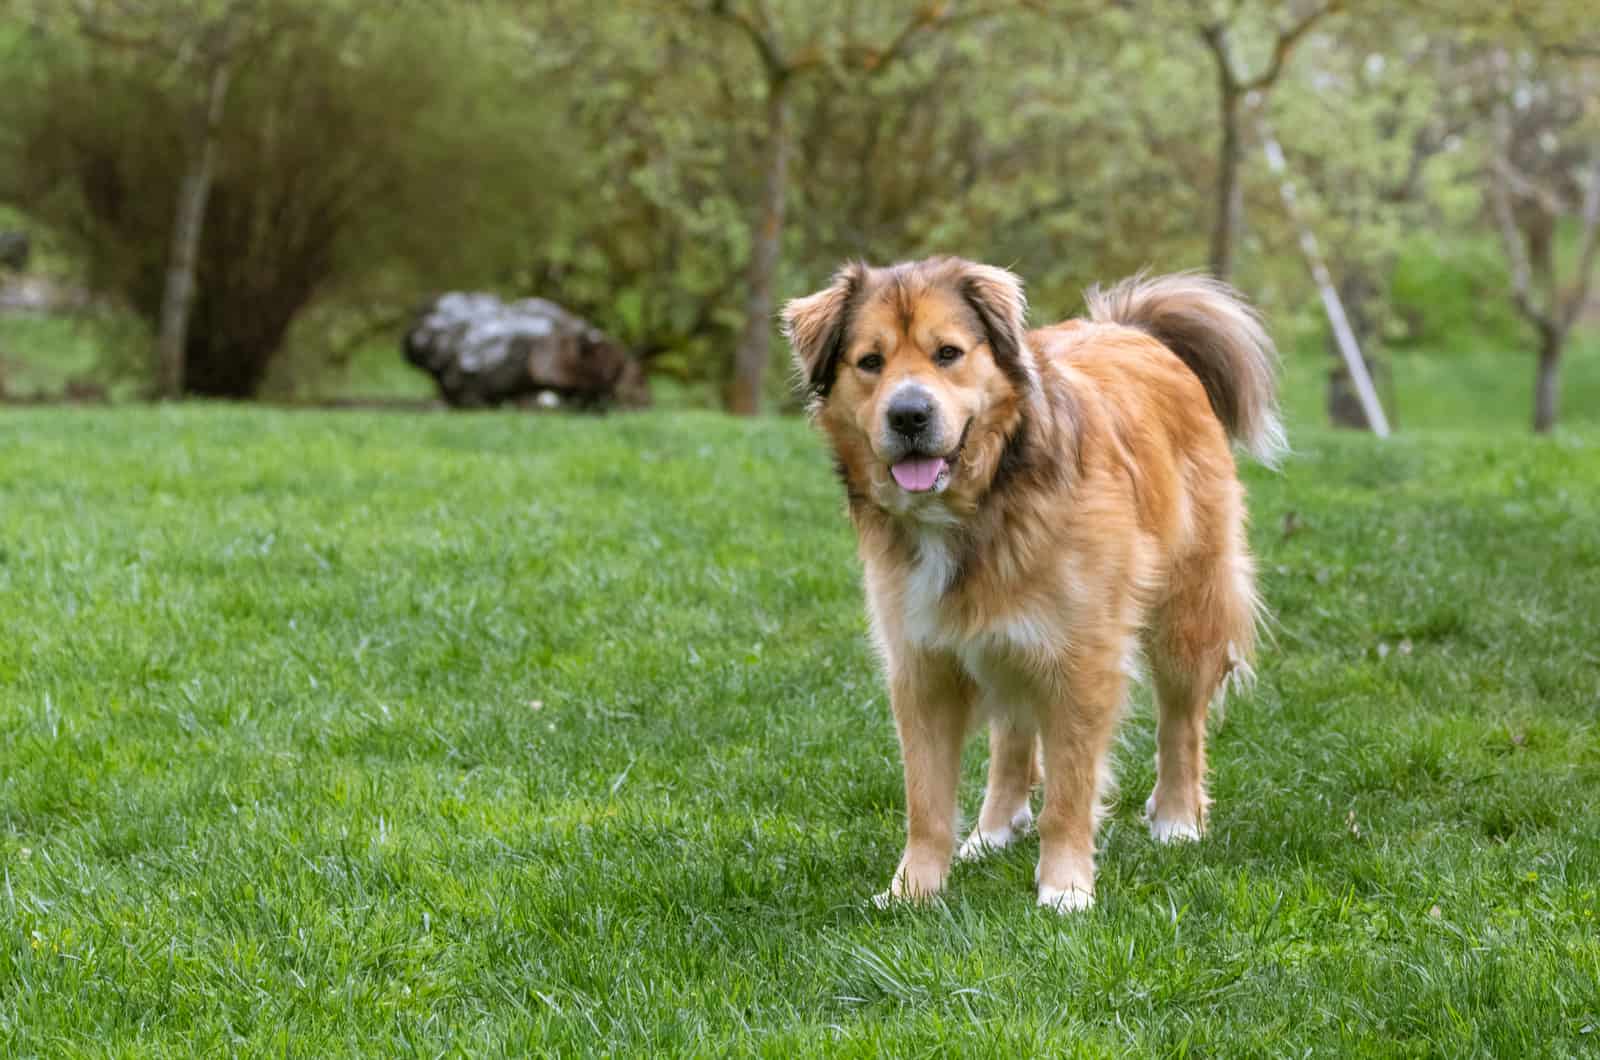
[1194, 0, 1342, 280]
[673, 0, 1009, 415]
[1268, 21, 1469, 430]
[1484, 50, 1600, 433]
[63, 0, 276, 399]
[496, 2, 762, 397]
[4, 1, 545, 397]
[509, 0, 1132, 409]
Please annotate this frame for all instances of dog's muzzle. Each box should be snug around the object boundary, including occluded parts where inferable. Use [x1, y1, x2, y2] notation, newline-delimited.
[881, 386, 967, 494]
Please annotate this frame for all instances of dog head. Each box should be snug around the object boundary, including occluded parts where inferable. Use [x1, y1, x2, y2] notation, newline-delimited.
[783, 256, 1038, 519]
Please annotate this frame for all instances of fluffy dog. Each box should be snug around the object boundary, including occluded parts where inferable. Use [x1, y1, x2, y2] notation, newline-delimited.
[783, 256, 1283, 911]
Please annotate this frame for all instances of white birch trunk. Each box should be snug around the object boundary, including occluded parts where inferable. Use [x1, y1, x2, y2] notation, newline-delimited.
[1258, 113, 1390, 438]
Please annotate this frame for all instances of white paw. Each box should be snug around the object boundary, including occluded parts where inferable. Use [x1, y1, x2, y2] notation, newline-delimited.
[1037, 884, 1095, 913]
[957, 806, 1033, 861]
[1149, 817, 1202, 844]
[871, 887, 942, 910]
[956, 832, 1002, 862]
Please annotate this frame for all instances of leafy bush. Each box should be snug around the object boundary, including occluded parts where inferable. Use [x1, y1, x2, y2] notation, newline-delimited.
[1388, 238, 1525, 353]
[0, 2, 543, 397]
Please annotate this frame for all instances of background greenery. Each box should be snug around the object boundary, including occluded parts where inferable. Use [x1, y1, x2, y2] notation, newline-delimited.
[1, 0, 1596, 422]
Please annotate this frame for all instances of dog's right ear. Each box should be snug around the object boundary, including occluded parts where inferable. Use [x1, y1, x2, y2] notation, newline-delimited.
[782, 262, 865, 402]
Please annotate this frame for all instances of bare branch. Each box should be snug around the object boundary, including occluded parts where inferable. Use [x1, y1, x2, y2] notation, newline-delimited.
[1486, 101, 1547, 328]
[1489, 156, 1571, 217]
[847, 4, 942, 75]
[1560, 154, 1600, 332]
[674, 0, 786, 75]
[841, 1, 1044, 79]
[1198, 22, 1238, 93]
[1239, 0, 1343, 93]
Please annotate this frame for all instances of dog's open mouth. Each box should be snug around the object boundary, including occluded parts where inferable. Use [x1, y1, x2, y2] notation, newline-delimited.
[890, 456, 948, 492]
[889, 418, 971, 494]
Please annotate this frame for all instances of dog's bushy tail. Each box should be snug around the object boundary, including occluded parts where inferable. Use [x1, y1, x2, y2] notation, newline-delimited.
[1085, 272, 1286, 466]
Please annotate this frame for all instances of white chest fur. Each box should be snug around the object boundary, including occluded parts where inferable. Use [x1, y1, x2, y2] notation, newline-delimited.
[901, 528, 961, 648]
[898, 529, 1062, 703]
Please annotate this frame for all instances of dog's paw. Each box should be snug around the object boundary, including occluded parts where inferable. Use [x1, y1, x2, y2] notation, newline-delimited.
[871, 887, 940, 911]
[1037, 883, 1095, 913]
[957, 806, 1033, 862]
[956, 831, 1010, 862]
[1144, 792, 1203, 843]
[872, 858, 947, 909]
[1149, 817, 1202, 844]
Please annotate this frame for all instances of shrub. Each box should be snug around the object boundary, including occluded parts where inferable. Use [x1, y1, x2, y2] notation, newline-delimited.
[0, 3, 542, 397]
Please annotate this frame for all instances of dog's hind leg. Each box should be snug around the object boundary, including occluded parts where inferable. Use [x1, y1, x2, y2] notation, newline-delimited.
[1144, 550, 1257, 843]
[1145, 660, 1214, 843]
[958, 717, 1039, 861]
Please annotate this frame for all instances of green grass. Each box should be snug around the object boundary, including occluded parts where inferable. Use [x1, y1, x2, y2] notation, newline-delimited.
[1, 408, 1598, 1055]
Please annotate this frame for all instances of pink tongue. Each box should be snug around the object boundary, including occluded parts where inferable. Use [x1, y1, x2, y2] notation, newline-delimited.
[891, 457, 948, 492]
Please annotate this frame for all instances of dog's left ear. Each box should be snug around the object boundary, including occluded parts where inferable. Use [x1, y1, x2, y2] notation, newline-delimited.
[783, 262, 864, 401]
[960, 264, 1034, 390]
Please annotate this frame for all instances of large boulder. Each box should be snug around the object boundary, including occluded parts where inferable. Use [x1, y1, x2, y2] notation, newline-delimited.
[403, 293, 647, 409]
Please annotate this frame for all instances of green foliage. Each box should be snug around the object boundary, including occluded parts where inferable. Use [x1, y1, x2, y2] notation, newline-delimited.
[499, 2, 762, 392]
[1, 0, 1595, 421]
[1, 407, 1597, 1052]
[1388, 237, 1527, 353]
[0, 315, 98, 397]
[458, 2, 1235, 398]
[0, 1, 546, 397]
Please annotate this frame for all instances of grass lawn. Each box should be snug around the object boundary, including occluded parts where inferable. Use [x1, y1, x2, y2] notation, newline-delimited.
[1, 407, 1598, 1055]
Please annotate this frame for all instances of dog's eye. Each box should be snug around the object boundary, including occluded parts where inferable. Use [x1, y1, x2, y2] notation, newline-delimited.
[934, 345, 964, 366]
[856, 353, 884, 373]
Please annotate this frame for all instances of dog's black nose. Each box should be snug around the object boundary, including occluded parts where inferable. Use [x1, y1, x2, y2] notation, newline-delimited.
[887, 391, 934, 437]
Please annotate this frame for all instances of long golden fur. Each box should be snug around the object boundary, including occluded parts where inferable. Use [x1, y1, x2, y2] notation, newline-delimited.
[783, 256, 1283, 911]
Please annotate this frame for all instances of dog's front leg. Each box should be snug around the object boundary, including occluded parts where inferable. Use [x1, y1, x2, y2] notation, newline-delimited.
[880, 650, 972, 904]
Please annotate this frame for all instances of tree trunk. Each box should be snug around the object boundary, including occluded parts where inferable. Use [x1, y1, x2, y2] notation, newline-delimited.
[156, 57, 232, 400]
[1526, 213, 1555, 309]
[1533, 326, 1563, 433]
[1209, 86, 1243, 281]
[1525, 216, 1563, 433]
[1325, 271, 1391, 429]
[727, 75, 791, 416]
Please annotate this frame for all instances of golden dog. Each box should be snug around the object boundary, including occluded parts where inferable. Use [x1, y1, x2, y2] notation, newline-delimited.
[783, 257, 1283, 911]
